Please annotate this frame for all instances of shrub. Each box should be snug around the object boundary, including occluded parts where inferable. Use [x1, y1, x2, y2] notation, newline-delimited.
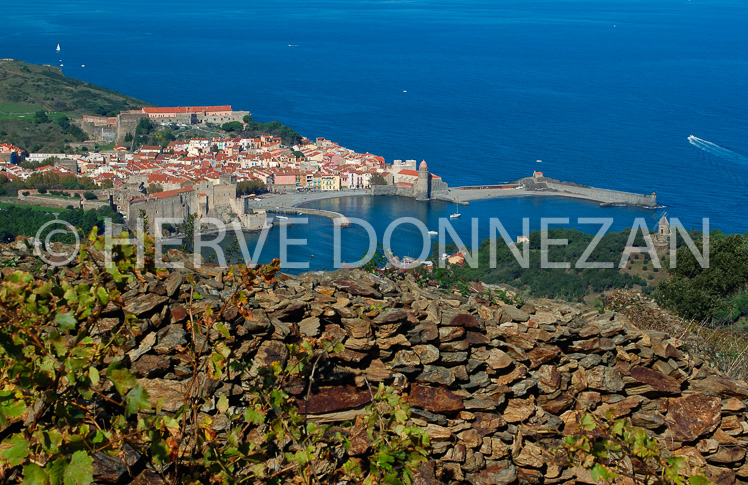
[82, 191, 96, 200]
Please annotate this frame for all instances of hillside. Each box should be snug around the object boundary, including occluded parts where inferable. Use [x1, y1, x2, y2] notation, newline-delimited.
[0, 59, 150, 116]
[0, 59, 151, 152]
[0, 236, 746, 484]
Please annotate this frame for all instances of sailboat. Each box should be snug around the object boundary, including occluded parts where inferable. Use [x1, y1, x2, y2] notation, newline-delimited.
[56, 44, 61, 53]
[449, 204, 461, 219]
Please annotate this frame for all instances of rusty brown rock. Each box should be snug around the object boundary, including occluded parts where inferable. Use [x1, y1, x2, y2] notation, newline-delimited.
[535, 365, 561, 394]
[665, 394, 722, 442]
[706, 465, 736, 485]
[514, 441, 545, 468]
[706, 446, 746, 465]
[270, 302, 307, 322]
[503, 396, 535, 423]
[438, 326, 465, 342]
[485, 348, 514, 370]
[527, 344, 561, 369]
[170, 304, 187, 323]
[373, 309, 408, 324]
[332, 278, 381, 298]
[254, 340, 289, 369]
[627, 365, 681, 395]
[631, 410, 666, 429]
[124, 293, 168, 316]
[131, 354, 170, 378]
[538, 392, 575, 414]
[472, 412, 507, 436]
[467, 462, 517, 485]
[691, 375, 748, 399]
[137, 378, 187, 412]
[302, 385, 372, 414]
[441, 308, 482, 329]
[408, 384, 464, 413]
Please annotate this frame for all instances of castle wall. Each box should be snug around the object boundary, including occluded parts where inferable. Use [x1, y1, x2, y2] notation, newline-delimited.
[116, 112, 147, 144]
[431, 178, 449, 194]
[77, 120, 117, 143]
[127, 191, 194, 234]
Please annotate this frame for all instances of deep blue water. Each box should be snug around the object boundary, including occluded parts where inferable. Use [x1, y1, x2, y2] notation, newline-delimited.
[3, 0, 748, 269]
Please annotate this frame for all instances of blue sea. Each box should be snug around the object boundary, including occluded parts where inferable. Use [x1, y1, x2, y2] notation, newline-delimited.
[3, 0, 748, 270]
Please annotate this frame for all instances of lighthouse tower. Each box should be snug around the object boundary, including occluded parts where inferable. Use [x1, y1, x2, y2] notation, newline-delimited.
[414, 160, 432, 200]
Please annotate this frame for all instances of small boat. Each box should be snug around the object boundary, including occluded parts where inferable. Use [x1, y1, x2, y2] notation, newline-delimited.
[449, 204, 461, 219]
[428, 230, 438, 237]
[276, 215, 289, 220]
[56, 44, 60, 53]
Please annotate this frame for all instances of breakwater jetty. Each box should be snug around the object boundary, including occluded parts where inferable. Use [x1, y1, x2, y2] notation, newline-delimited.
[441, 175, 658, 208]
[269, 207, 351, 227]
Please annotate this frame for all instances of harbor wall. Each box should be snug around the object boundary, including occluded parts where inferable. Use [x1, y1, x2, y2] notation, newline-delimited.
[544, 182, 657, 207]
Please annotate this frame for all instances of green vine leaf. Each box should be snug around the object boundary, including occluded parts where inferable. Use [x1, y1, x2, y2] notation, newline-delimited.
[0, 434, 30, 466]
[55, 311, 77, 332]
[63, 451, 94, 485]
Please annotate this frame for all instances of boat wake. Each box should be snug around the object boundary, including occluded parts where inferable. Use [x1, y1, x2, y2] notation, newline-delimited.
[687, 135, 748, 162]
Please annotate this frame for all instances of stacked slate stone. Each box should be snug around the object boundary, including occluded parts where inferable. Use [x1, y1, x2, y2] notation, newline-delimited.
[2, 241, 747, 484]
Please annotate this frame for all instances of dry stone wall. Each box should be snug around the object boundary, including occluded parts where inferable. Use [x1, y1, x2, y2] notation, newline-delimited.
[2, 240, 747, 484]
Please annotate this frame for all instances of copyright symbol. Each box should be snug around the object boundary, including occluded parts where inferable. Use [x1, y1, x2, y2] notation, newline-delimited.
[34, 219, 80, 267]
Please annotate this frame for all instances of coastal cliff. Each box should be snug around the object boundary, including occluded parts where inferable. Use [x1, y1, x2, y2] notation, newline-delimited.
[0, 239, 746, 484]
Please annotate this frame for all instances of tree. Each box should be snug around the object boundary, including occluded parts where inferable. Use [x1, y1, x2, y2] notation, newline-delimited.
[236, 180, 267, 196]
[124, 132, 133, 142]
[654, 233, 748, 324]
[221, 121, 243, 132]
[146, 183, 164, 194]
[369, 173, 388, 186]
[34, 110, 49, 124]
[99, 179, 114, 189]
[135, 118, 153, 135]
[82, 191, 96, 200]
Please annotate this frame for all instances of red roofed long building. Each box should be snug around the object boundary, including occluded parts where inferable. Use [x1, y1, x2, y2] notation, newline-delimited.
[136, 106, 250, 125]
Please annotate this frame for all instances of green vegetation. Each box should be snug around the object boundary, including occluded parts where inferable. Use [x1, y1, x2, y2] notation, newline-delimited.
[0, 60, 149, 116]
[236, 179, 267, 196]
[0, 102, 43, 121]
[448, 228, 650, 301]
[0, 172, 99, 197]
[369, 173, 388, 186]
[221, 121, 243, 132]
[241, 114, 302, 146]
[0, 205, 123, 243]
[0, 202, 63, 213]
[0, 239, 429, 484]
[146, 183, 164, 194]
[0, 59, 150, 151]
[655, 232, 748, 326]
[564, 411, 714, 484]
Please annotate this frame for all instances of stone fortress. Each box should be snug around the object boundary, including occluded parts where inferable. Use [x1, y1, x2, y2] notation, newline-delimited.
[115, 173, 266, 235]
[78, 106, 251, 145]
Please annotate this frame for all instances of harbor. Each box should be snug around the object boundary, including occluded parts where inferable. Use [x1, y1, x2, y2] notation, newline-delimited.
[246, 173, 659, 226]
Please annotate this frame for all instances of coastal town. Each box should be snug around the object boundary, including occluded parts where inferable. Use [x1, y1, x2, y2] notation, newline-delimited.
[1, 104, 659, 236]
[0, 105, 454, 233]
